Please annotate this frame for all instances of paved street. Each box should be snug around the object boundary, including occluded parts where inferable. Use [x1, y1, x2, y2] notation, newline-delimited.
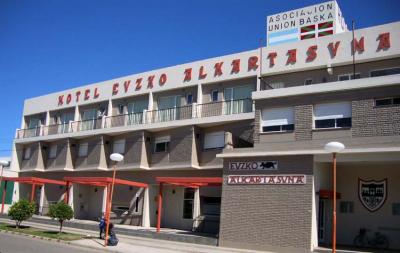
[0, 232, 102, 253]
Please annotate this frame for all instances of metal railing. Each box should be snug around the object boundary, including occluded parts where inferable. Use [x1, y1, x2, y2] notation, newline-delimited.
[15, 99, 254, 138]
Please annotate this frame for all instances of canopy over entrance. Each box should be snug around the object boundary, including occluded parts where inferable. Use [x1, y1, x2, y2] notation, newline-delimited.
[155, 177, 223, 232]
[1, 176, 66, 214]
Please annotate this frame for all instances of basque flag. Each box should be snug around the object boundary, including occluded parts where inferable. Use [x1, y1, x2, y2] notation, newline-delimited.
[300, 24, 316, 40]
[318, 21, 334, 37]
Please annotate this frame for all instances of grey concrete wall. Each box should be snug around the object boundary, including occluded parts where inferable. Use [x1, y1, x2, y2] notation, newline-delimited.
[219, 155, 314, 252]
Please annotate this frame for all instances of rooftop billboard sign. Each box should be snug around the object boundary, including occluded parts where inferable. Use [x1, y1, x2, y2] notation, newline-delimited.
[267, 0, 347, 46]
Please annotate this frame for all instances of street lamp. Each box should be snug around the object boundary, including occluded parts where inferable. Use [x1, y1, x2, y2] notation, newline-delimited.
[324, 142, 345, 253]
[0, 160, 10, 214]
[104, 153, 124, 247]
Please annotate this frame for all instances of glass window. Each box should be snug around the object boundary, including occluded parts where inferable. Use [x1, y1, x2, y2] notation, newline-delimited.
[183, 188, 195, 219]
[375, 97, 400, 107]
[23, 147, 31, 160]
[314, 102, 352, 129]
[113, 139, 126, 154]
[154, 136, 170, 153]
[261, 107, 295, 132]
[370, 67, 400, 77]
[340, 201, 354, 213]
[204, 131, 225, 150]
[78, 142, 88, 157]
[211, 90, 219, 102]
[304, 79, 313, 85]
[48, 144, 57, 159]
[338, 73, 360, 81]
[187, 94, 193, 105]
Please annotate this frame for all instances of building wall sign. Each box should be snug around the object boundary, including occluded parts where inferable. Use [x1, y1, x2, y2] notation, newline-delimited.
[229, 161, 278, 171]
[358, 178, 387, 212]
[227, 175, 306, 185]
[266, 0, 347, 46]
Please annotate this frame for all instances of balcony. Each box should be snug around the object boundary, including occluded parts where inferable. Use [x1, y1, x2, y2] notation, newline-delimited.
[15, 99, 253, 139]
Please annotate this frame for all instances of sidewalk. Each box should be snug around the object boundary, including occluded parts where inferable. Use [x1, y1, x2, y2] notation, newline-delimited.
[0, 218, 268, 253]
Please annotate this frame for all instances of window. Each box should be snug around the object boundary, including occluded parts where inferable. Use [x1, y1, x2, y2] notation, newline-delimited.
[118, 104, 125, 115]
[314, 102, 352, 129]
[211, 90, 219, 102]
[204, 131, 225, 150]
[78, 142, 88, 157]
[375, 97, 400, 107]
[304, 78, 313, 85]
[338, 73, 361, 81]
[261, 107, 295, 132]
[23, 147, 31, 160]
[154, 136, 170, 153]
[393, 203, 400, 216]
[370, 67, 400, 77]
[269, 82, 285, 89]
[48, 144, 57, 159]
[113, 139, 126, 154]
[183, 188, 195, 219]
[187, 94, 193, 105]
[340, 201, 354, 213]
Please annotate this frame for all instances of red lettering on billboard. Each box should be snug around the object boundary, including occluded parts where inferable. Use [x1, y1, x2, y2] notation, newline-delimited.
[267, 52, 277, 66]
[135, 78, 142, 90]
[76, 91, 81, 102]
[84, 89, 90, 100]
[147, 75, 155, 89]
[231, 59, 240, 74]
[123, 81, 130, 93]
[93, 88, 100, 98]
[352, 37, 365, 54]
[214, 62, 223, 76]
[199, 66, 207, 79]
[328, 41, 340, 57]
[248, 56, 258, 71]
[112, 83, 119, 95]
[184, 68, 192, 82]
[306, 45, 317, 62]
[377, 32, 390, 51]
[159, 73, 167, 86]
[58, 95, 64, 106]
[66, 94, 72, 104]
[286, 49, 297, 64]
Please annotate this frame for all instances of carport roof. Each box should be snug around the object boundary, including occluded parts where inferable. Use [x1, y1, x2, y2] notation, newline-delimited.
[63, 177, 148, 188]
[2, 176, 66, 186]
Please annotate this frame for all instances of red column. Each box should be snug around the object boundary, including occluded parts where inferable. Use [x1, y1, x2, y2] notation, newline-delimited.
[1, 181, 7, 214]
[332, 153, 337, 253]
[156, 183, 163, 232]
[30, 184, 36, 202]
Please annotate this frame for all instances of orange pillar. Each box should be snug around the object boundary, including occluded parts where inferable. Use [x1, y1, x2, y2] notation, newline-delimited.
[1, 181, 7, 214]
[30, 183, 36, 202]
[332, 153, 337, 253]
[156, 183, 163, 232]
[104, 184, 111, 246]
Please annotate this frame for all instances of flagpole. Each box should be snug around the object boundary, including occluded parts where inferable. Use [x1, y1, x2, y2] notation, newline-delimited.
[352, 20, 356, 79]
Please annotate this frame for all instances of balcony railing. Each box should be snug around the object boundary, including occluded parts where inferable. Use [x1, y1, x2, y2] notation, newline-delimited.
[15, 99, 253, 139]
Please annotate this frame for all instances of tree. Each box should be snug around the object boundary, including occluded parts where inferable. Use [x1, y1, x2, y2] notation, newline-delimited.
[48, 202, 74, 234]
[8, 199, 36, 229]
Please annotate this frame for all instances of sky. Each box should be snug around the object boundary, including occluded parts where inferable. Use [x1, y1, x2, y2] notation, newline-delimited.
[0, 0, 399, 157]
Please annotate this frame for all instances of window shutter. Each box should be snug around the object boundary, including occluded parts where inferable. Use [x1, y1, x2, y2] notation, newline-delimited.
[204, 131, 225, 149]
[155, 136, 170, 144]
[113, 139, 126, 154]
[314, 102, 351, 120]
[78, 143, 88, 157]
[48, 144, 57, 159]
[261, 107, 294, 126]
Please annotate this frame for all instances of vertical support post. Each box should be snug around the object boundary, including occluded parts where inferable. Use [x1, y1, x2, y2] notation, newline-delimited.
[104, 183, 111, 247]
[104, 164, 117, 247]
[192, 187, 200, 231]
[156, 183, 163, 232]
[141, 187, 150, 228]
[30, 183, 36, 202]
[39, 185, 45, 215]
[101, 186, 107, 216]
[1, 181, 7, 214]
[64, 182, 70, 204]
[332, 153, 337, 253]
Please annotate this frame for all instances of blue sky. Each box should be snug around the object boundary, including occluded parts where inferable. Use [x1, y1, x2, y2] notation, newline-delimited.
[0, 0, 399, 156]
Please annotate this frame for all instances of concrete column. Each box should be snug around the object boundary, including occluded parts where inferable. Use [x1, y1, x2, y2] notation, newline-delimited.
[101, 186, 107, 216]
[107, 99, 113, 116]
[192, 188, 201, 231]
[148, 91, 154, 111]
[39, 185, 45, 215]
[141, 187, 150, 228]
[45, 111, 50, 126]
[74, 105, 80, 121]
[197, 84, 203, 104]
[224, 132, 234, 149]
[68, 184, 74, 212]
[20, 116, 26, 129]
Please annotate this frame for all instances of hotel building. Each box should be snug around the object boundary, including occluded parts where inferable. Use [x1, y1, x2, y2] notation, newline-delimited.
[6, 2, 400, 252]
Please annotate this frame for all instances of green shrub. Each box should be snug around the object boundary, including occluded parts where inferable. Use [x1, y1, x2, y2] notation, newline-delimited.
[8, 199, 36, 228]
[48, 202, 73, 234]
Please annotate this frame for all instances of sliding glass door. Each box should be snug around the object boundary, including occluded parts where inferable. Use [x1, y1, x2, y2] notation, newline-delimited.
[127, 100, 148, 125]
[224, 85, 252, 115]
[81, 109, 97, 131]
[158, 96, 181, 122]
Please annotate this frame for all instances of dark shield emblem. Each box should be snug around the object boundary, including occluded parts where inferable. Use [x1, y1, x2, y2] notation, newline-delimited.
[358, 178, 387, 212]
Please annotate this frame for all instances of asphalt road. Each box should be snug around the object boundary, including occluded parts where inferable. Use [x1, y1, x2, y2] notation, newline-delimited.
[0, 232, 103, 253]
